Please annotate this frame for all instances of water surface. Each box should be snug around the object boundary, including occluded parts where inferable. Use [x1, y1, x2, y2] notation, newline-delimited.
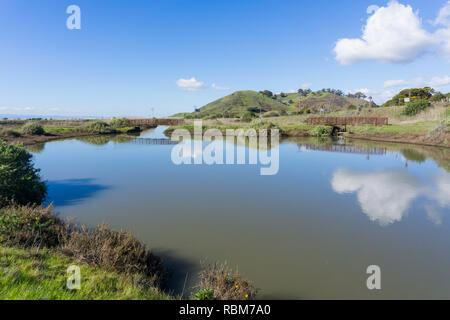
[31, 127, 450, 299]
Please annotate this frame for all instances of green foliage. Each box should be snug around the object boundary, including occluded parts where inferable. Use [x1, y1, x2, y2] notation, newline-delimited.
[262, 111, 280, 118]
[383, 87, 434, 107]
[299, 107, 311, 114]
[21, 122, 45, 135]
[347, 105, 358, 110]
[311, 125, 332, 137]
[403, 99, 430, 116]
[241, 112, 255, 122]
[0, 141, 47, 208]
[109, 118, 127, 128]
[248, 120, 279, 130]
[0, 205, 64, 247]
[259, 90, 273, 97]
[76, 121, 116, 134]
[431, 92, 446, 102]
[0, 129, 21, 138]
[193, 288, 215, 300]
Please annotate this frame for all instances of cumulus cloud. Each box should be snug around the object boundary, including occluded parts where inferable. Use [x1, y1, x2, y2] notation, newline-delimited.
[428, 75, 450, 87]
[334, 1, 435, 65]
[331, 169, 425, 226]
[434, 1, 450, 26]
[331, 169, 450, 226]
[211, 83, 230, 91]
[176, 77, 205, 91]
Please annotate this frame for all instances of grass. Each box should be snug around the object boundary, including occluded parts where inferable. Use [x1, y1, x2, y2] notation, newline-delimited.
[0, 246, 171, 300]
[348, 121, 441, 135]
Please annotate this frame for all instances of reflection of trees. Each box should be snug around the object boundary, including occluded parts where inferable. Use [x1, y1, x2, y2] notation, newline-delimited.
[400, 148, 427, 163]
[25, 143, 45, 154]
[76, 134, 137, 146]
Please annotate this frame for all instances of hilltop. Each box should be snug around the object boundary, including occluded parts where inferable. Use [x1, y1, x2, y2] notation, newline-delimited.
[173, 89, 372, 119]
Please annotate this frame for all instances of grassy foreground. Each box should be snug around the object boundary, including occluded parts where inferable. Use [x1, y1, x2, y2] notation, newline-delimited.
[0, 246, 170, 300]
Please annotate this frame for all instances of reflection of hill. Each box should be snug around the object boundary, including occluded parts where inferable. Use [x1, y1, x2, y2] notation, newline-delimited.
[282, 136, 449, 172]
[76, 134, 138, 146]
[25, 143, 45, 154]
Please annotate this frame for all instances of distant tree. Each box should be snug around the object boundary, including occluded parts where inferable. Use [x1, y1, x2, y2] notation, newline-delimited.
[260, 90, 273, 98]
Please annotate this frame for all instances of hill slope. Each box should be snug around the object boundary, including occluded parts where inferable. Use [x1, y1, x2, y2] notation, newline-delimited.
[174, 90, 372, 119]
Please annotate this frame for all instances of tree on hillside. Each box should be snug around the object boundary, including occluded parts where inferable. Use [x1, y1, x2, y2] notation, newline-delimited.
[383, 87, 435, 107]
[260, 90, 273, 98]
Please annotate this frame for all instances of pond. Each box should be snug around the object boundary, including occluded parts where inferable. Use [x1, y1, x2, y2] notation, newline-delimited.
[30, 126, 450, 299]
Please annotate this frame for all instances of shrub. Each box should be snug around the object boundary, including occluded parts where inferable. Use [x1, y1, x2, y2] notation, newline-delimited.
[299, 107, 311, 114]
[63, 224, 166, 285]
[198, 262, 257, 300]
[0, 205, 66, 247]
[0, 141, 47, 208]
[310, 125, 332, 137]
[347, 105, 358, 110]
[109, 118, 127, 128]
[248, 120, 279, 131]
[0, 129, 21, 137]
[76, 121, 116, 134]
[262, 111, 280, 118]
[403, 99, 430, 116]
[193, 288, 215, 300]
[21, 122, 45, 135]
[241, 112, 255, 122]
[431, 92, 446, 102]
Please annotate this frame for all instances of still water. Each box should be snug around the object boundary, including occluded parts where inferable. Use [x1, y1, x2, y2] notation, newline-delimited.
[30, 127, 450, 299]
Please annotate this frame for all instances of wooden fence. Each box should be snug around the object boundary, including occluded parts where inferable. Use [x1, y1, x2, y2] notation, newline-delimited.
[307, 116, 388, 126]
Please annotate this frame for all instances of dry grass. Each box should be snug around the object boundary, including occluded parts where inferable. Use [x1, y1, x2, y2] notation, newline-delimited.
[0, 205, 166, 287]
[198, 262, 257, 300]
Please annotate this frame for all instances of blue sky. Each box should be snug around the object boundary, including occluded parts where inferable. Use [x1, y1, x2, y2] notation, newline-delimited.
[0, 0, 449, 117]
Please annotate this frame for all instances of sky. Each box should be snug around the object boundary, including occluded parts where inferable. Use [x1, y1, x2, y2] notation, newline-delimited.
[0, 0, 449, 117]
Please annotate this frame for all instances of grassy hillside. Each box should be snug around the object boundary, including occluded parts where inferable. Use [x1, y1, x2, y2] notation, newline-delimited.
[174, 90, 371, 119]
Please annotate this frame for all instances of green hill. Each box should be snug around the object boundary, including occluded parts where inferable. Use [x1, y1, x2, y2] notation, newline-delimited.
[173, 90, 372, 119]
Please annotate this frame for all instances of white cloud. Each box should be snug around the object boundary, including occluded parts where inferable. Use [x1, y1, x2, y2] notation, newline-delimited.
[383, 79, 409, 88]
[434, 1, 450, 26]
[334, 1, 435, 65]
[211, 83, 230, 91]
[176, 77, 205, 91]
[331, 169, 425, 226]
[428, 75, 450, 87]
[300, 83, 312, 89]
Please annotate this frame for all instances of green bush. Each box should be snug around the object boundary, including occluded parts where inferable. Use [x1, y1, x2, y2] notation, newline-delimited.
[403, 99, 430, 116]
[262, 111, 280, 118]
[0, 205, 65, 247]
[299, 107, 311, 114]
[431, 92, 446, 102]
[248, 120, 279, 130]
[21, 122, 45, 135]
[310, 125, 332, 137]
[193, 288, 215, 300]
[0, 141, 47, 208]
[109, 118, 127, 128]
[347, 105, 358, 110]
[76, 121, 116, 134]
[241, 112, 255, 122]
[0, 129, 21, 137]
